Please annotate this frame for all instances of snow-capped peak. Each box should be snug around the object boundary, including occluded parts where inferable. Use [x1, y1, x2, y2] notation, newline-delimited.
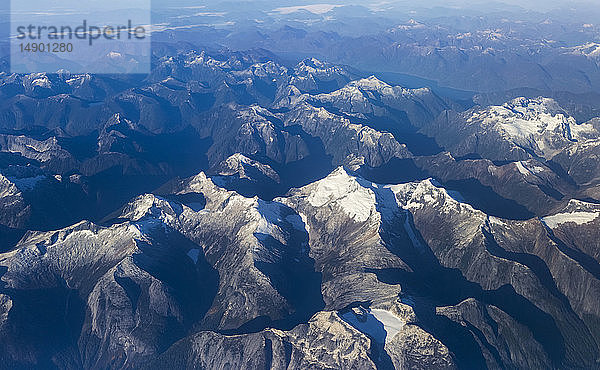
[23, 73, 52, 89]
[118, 194, 182, 226]
[289, 58, 353, 91]
[468, 97, 598, 159]
[391, 19, 426, 31]
[305, 167, 377, 222]
[351, 75, 392, 90]
[299, 57, 328, 70]
[234, 103, 277, 122]
[295, 57, 344, 75]
[388, 179, 473, 215]
[177, 172, 227, 197]
[321, 75, 429, 103]
[216, 153, 280, 182]
[288, 167, 475, 224]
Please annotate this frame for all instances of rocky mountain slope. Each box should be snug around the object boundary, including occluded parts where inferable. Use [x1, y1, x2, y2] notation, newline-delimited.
[0, 167, 599, 368]
[0, 48, 600, 369]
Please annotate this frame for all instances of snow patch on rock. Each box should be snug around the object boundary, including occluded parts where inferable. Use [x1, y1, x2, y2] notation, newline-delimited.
[468, 97, 598, 158]
[542, 212, 599, 228]
[308, 167, 375, 222]
[340, 306, 405, 344]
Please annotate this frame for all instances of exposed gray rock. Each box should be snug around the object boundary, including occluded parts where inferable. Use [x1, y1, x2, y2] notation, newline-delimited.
[0, 173, 30, 228]
[1, 165, 600, 368]
[438, 298, 551, 369]
[414, 152, 575, 216]
[151, 311, 378, 370]
[423, 97, 598, 162]
[0, 135, 77, 173]
[282, 103, 412, 168]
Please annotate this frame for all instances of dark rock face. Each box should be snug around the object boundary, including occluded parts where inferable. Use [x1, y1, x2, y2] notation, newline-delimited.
[437, 298, 551, 369]
[414, 153, 574, 217]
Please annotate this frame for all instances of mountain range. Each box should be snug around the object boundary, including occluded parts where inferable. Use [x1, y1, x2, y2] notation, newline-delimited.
[2, 2, 600, 368]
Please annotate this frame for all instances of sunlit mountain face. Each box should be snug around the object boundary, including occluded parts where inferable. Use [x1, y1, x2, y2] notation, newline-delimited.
[1, 1, 600, 369]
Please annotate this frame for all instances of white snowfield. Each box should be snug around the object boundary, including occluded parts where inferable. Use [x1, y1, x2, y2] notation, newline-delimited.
[307, 167, 376, 222]
[306, 167, 479, 224]
[340, 307, 406, 344]
[370, 309, 406, 343]
[514, 161, 545, 177]
[316, 76, 431, 103]
[468, 97, 598, 158]
[541, 212, 599, 228]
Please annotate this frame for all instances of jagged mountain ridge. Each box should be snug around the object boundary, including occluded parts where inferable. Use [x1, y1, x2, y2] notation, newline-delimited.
[0, 53, 449, 233]
[1, 47, 600, 369]
[0, 166, 599, 368]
